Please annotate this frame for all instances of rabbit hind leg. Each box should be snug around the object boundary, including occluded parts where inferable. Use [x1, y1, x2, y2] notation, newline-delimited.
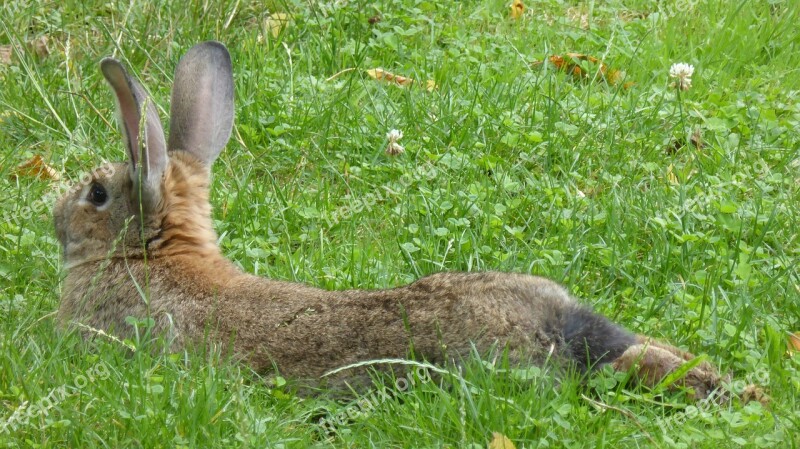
[611, 337, 723, 400]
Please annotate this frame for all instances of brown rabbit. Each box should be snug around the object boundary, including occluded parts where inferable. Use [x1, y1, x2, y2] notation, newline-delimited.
[54, 41, 723, 399]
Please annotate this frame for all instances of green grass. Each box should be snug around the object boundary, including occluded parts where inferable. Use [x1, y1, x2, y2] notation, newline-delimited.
[1, 0, 799, 447]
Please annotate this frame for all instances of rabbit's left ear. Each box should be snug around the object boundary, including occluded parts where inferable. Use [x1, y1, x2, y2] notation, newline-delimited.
[168, 41, 234, 166]
[101, 58, 167, 213]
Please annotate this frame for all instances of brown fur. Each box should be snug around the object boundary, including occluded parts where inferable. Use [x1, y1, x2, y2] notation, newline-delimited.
[612, 336, 723, 400]
[55, 42, 725, 399]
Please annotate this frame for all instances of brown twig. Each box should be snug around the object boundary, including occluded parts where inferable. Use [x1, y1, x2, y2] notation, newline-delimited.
[325, 67, 357, 82]
[581, 394, 661, 448]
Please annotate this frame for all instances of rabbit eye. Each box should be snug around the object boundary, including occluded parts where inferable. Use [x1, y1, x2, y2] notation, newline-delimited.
[88, 183, 108, 206]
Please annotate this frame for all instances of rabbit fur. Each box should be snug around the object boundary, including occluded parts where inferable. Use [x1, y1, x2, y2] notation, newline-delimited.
[54, 41, 723, 399]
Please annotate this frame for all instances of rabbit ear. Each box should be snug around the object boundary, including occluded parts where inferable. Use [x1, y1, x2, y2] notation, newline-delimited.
[168, 41, 234, 166]
[100, 58, 167, 212]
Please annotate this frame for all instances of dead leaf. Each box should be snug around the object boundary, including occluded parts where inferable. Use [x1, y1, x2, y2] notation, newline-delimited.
[510, 0, 524, 19]
[366, 68, 436, 91]
[690, 128, 703, 150]
[789, 332, 800, 355]
[666, 128, 703, 155]
[533, 53, 633, 88]
[666, 164, 678, 185]
[666, 139, 682, 155]
[265, 13, 291, 38]
[10, 155, 60, 181]
[28, 35, 50, 58]
[367, 68, 412, 86]
[0, 37, 51, 64]
[0, 45, 12, 65]
[618, 10, 649, 22]
[566, 6, 589, 29]
[742, 384, 771, 407]
[488, 432, 517, 449]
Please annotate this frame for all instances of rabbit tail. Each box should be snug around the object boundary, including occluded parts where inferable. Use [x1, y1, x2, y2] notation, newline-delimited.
[561, 304, 637, 372]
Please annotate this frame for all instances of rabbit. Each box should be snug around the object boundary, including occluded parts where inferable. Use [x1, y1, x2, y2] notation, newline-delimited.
[54, 41, 725, 400]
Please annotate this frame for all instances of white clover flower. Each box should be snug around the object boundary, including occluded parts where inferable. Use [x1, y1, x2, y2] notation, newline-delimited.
[386, 129, 403, 141]
[669, 62, 694, 91]
[385, 129, 405, 155]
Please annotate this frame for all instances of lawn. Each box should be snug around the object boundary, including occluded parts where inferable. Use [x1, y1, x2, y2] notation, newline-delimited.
[1, 0, 799, 447]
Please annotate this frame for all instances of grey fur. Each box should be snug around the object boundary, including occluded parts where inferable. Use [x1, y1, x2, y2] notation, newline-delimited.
[168, 41, 234, 164]
[100, 58, 166, 212]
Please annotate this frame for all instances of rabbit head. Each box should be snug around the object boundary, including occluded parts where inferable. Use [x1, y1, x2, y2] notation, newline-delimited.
[54, 41, 235, 269]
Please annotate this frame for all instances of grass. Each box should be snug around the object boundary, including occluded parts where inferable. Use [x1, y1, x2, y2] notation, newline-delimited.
[1, 0, 799, 447]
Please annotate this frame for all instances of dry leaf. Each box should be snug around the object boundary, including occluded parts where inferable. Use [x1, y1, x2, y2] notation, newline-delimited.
[566, 6, 589, 29]
[618, 10, 649, 22]
[10, 155, 60, 181]
[691, 128, 703, 150]
[742, 384, 771, 407]
[666, 129, 703, 155]
[666, 164, 678, 185]
[666, 139, 682, 155]
[788, 332, 800, 355]
[266, 13, 291, 38]
[0, 45, 12, 65]
[28, 35, 50, 58]
[366, 68, 436, 91]
[488, 432, 517, 449]
[368, 68, 413, 87]
[534, 53, 633, 88]
[547, 53, 599, 77]
[510, 0, 524, 19]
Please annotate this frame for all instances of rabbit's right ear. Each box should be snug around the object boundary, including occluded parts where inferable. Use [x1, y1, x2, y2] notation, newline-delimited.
[101, 58, 167, 213]
[168, 41, 234, 166]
